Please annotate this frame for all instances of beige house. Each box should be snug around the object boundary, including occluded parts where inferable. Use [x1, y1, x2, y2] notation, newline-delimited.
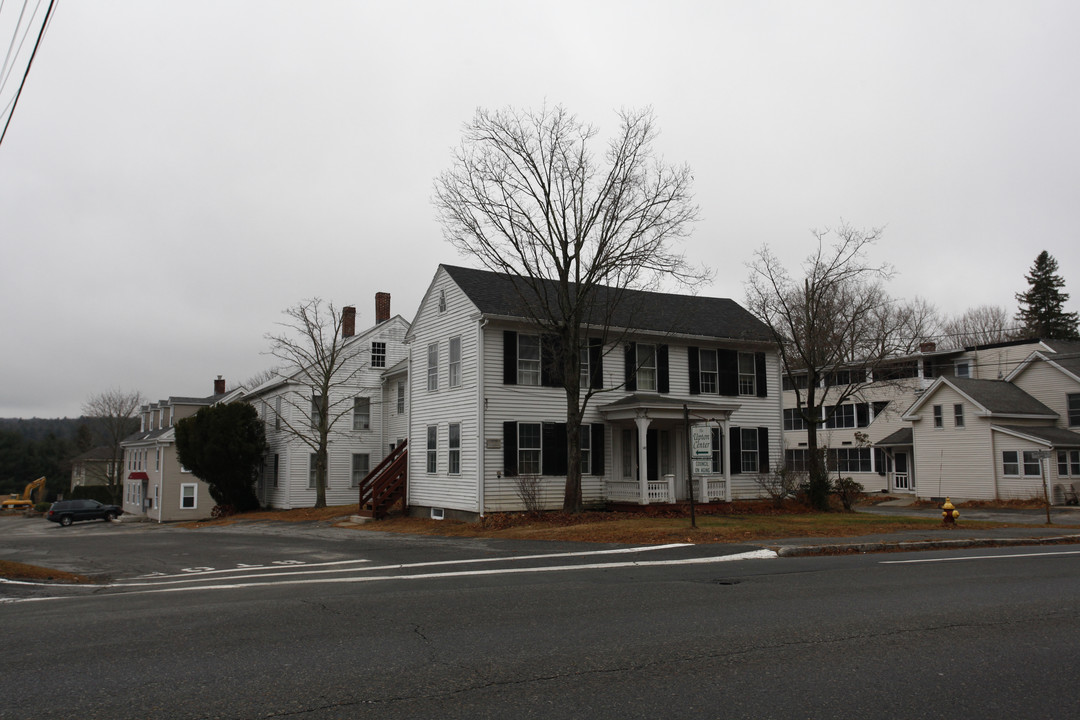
[120, 378, 241, 521]
[782, 339, 1052, 495]
[69, 446, 119, 494]
[899, 340, 1080, 502]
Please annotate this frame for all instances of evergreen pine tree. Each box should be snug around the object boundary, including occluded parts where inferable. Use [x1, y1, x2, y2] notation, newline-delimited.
[1015, 250, 1080, 340]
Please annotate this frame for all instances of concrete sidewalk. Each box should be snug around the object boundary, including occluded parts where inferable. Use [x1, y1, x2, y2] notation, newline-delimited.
[762, 500, 1080, 557]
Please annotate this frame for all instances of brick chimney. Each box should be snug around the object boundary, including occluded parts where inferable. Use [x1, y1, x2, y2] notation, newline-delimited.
[341, 306, 356, 338]
[375, 292, 391, 324]
[214, 376, 226, 394]
[919, 341, 936, 353]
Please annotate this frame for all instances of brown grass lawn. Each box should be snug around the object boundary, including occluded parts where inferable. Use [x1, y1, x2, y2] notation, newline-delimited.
[0, 559, 91, 584]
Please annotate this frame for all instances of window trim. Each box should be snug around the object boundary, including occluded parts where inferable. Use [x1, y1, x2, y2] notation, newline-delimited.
[449, 336, 462, 388]
[1068, 393, 1080, 427]
[518, 422, 542, 476]
[636, 344, 657, 392]
[351, 453, 371, 487]
[426, 425, 438, 474]
[737, 352, 756, 396]
[740, 427, 759, 473]
[448, 423, 461, 475]
[427, 343, 439, 391]
[932, 405, 943, 429]
[699, 348, 718, 395]
[1002, 450, 1019, 476]
[352, 396, 370, 431]
[954, 403, 964, 429]
[371, 341, 386, 369]
[1023, 450, 1042, 477]
[397, 380, 406, 414]
[180, 483, 197, 510]
[517, 334, 541, 386]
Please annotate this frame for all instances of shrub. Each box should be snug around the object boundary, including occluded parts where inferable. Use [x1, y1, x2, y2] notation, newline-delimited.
[832, 476, 864, 512]
[34, 502, 51, 513]
[513, 474, 544, 516]
[754, 465, 806, 508]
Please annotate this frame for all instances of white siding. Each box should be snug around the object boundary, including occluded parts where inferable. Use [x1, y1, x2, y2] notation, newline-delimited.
[910, 386, 997, 500]
[406, 269, 482, 512]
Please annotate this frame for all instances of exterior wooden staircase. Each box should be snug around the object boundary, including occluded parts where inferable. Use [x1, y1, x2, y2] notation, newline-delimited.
[357, 440, 407, 519]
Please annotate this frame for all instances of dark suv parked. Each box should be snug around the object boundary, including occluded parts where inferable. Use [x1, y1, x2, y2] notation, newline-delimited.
[46, 499, 122, 526]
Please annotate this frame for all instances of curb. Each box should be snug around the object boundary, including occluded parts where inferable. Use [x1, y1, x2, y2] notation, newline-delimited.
[770, 534, 1080, 557]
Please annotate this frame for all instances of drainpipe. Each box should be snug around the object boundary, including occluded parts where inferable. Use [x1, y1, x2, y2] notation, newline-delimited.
[477, 317, 488, 518]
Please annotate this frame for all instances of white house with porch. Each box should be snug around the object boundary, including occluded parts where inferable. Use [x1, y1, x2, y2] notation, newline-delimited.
[402, 264, 783, 521]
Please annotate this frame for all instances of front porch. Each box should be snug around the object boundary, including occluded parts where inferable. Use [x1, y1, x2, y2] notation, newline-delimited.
[598, 393, 741, 505]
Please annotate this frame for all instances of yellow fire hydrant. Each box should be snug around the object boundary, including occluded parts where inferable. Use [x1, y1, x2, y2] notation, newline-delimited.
[942, 498, 959, 527]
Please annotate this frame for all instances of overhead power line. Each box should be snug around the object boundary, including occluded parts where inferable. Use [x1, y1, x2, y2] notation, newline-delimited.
[0, 0, 56, 150]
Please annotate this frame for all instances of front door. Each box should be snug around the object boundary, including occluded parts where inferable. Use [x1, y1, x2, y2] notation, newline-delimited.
[893, 452, 911, 491]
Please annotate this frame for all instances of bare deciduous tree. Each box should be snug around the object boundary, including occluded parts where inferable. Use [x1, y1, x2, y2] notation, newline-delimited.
[265, 299, 366, 508]
[939, 305, 1015, 349]
[434, 105, 705, 512]
[82, 388, 143, 503]
[745, 222, 907, 510]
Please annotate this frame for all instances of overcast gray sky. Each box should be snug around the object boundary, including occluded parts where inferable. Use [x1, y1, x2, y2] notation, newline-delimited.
[1, 0, 1077, 418]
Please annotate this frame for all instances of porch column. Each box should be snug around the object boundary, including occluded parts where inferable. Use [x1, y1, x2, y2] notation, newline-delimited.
[635, 411, 651, 505]
[723, 418, 732, 502]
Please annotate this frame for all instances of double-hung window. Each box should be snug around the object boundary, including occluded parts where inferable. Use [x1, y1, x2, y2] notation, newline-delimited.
[353, 397, 370, 430]
[351, 454, 370, 487]
[449, 336, 462, 388]
[699, 349, 718, 394]
[426, 426, 438, 473]
[933, 405, 943, 428]
[1003, 451, 1020, 476]
[308, 453, 321, 488]
[954, 403, 964, 428]
[738, 352, 756, 395]
[580, 425, 591, 475]
[740, 428, 759, 473]
[636, 344, 657, 391]
[1058, 450, 1080, 477]
[180, 484, 197, 509]
[1069, 394, 1080, 427]
[518, 423, 542, 475]
[427, 343, 439, 391]
[448, 423, 461, 474]
[371, 341, 386, 368]
[1023, 450, 1042, 476]
[517, 335, 541, 386]
[311, 395, 323, 429]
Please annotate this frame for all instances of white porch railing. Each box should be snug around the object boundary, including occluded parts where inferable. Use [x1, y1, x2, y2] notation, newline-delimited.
[606, 477, 676, 504]
[704, 477, 728, 502]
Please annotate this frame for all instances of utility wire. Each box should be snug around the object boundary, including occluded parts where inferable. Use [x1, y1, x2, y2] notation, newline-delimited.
[0, 0, 55, 150]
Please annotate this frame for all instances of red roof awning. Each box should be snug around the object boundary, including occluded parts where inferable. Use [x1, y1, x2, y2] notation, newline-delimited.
[128, 472, 149, 481]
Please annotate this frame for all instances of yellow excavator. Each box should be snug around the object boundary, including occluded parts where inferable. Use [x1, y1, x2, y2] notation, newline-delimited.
[1, 477, 47, 510]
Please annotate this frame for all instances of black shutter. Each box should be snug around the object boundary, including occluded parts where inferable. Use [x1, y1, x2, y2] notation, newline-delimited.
[591, 423, 605, 476]
[856, 403, 870, 428]
[624, 343, 637, 392]
[503, 421, 517, 477]
[755, 352, 768, 398]
[718, 350, 738, 396]
[503, 331, 518, 385]
[730, 427, 742, 474]
[589, 338, 603, 389]
[875, 448, 887, 477]
[541, 335, 563, 387]
[657, 345, 669, 394]
[542, 422, 567, 476]
[688, 347, 700, 395]
[758, 427, 770, 473]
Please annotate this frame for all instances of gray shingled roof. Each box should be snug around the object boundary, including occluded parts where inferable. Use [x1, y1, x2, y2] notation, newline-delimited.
[995, 425, 1080, 447]
[875, 427, 913, 446]
[947, 377, 1057, 416]
[442, 264, 774, 343]
[1043, 340, 1080, 378]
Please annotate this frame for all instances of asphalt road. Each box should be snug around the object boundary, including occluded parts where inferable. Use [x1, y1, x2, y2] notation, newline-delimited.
[2, 516, 1079, 719]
